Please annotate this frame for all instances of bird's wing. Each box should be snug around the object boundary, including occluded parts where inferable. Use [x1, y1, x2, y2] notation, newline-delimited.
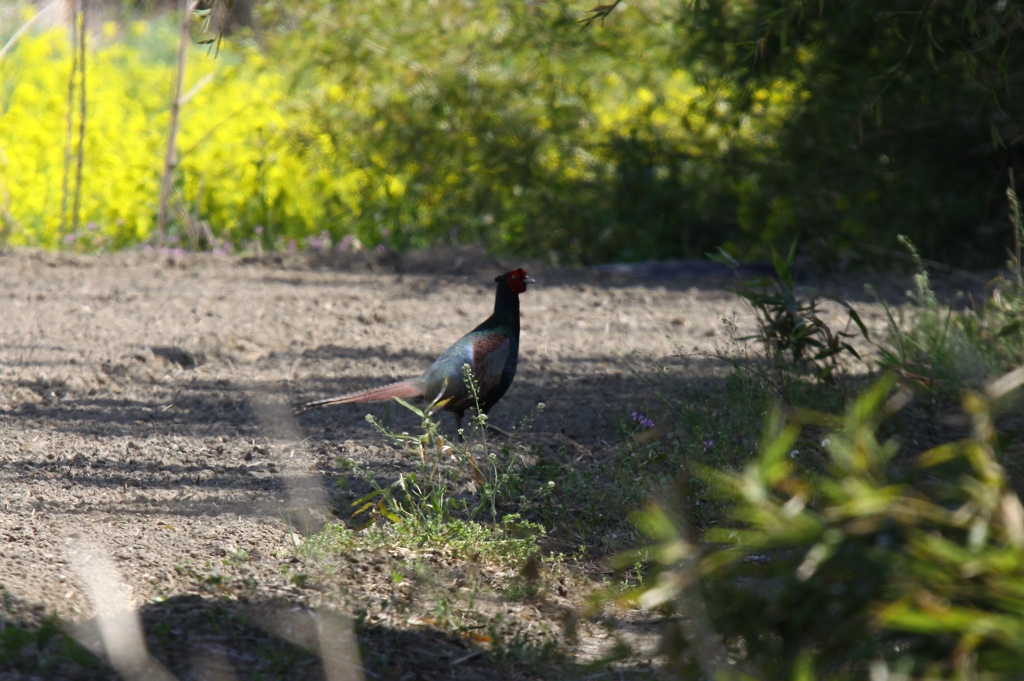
[472, 334, 511, 394]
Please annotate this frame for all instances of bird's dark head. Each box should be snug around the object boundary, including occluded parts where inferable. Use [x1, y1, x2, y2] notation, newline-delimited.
[496, 269, 535, 294]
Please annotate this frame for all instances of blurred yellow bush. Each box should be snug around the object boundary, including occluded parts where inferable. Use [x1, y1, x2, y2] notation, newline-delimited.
[0, 3, 797, 258]
[0, 17, 323, 250]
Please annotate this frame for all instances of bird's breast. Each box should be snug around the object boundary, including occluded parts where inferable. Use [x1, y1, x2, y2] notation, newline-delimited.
[472, 335, 511, 392]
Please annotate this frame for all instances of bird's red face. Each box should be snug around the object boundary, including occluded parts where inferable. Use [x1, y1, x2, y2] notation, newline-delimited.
[497, 269, 534, 294]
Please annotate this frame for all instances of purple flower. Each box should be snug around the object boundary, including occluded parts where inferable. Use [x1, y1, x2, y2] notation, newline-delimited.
[63, 233, 77, 245]
[254, 225, 264, 236]
[287, 239, 297, 253]
[338, 234, 354, 252]
[631, 411, 655, 429]
[702, 439, 715, 452]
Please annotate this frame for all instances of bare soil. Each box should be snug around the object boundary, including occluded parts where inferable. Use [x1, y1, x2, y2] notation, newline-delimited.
[0, 248, 915, 680]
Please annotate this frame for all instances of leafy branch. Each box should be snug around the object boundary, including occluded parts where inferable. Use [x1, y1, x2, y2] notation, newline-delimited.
[578, 0, 622, 27]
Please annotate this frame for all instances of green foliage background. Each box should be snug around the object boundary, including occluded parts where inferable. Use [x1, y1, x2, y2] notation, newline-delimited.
[1, 0, 1022, 263]
[677, 0, 1024, 265]
[256, 0, 801, 262]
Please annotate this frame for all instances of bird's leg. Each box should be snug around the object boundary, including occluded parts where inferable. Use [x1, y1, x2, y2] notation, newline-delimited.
[485, 423, 516, 439]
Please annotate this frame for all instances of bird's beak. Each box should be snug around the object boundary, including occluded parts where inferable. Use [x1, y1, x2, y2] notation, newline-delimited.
[525, 276, 537, 284]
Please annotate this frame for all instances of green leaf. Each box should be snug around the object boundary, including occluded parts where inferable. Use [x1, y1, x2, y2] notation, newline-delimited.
[791, 650, 816, 681]
[393, 396, 424, 417]
[849, 375, 897, 426]
[919, 442, 963, 468]
[631, 502, 681, 543]
[351, 489, 386, 507]
[350, 501, 376, 518]
[707, 247, 739, 268]
[996, 320, 1023, 338]
[758, 422, 799, 488]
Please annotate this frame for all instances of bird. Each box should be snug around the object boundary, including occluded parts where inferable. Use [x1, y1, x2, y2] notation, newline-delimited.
[299, 269, 535, 431]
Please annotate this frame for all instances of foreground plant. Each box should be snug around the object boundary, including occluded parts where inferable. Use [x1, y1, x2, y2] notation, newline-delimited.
[617, 368, 1024, 679]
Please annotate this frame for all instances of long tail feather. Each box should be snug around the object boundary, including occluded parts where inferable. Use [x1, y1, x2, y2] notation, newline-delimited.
[298, 380, 423, 413]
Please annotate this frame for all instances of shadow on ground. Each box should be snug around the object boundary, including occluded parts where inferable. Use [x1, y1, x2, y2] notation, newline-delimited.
[1, 592, 641, 681]
[0, 350, 710, 505]
[252, 245, 994, 305]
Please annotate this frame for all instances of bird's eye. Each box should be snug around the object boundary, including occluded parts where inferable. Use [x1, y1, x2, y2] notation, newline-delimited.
[511, 274, 518, 279]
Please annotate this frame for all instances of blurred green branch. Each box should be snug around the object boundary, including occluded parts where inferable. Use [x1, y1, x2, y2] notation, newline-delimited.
[617, 367, 1024, 678]
[578, 0, 622, 27]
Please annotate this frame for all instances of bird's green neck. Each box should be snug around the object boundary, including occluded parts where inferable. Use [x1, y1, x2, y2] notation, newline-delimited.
[491, 282, 521, 329]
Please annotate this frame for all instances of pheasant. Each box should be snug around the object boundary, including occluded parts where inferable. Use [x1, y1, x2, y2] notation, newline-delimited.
[299, 269, 534, 431]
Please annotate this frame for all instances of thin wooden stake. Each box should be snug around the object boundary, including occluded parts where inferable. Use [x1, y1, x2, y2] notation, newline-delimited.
[71, 0, 87, 235]
[60, 0, 78, 235]
[156, 0, 198, 246]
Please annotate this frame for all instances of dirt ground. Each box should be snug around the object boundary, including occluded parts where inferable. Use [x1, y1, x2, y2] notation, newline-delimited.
[0, 248, 926, 680]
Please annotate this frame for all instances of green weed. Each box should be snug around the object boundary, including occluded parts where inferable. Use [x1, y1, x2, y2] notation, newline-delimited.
[711, 243, 869, 386]
[873, 236, 990, 390]
[485, 624, 563, 674]
[173, 556, 258, 597]
[0, 617, 104, 677]
[351, 365, 537, 530]
[975, 185, 1024, 365]
[315, 367, 548, 566]
[873, 220, 1024, 394]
